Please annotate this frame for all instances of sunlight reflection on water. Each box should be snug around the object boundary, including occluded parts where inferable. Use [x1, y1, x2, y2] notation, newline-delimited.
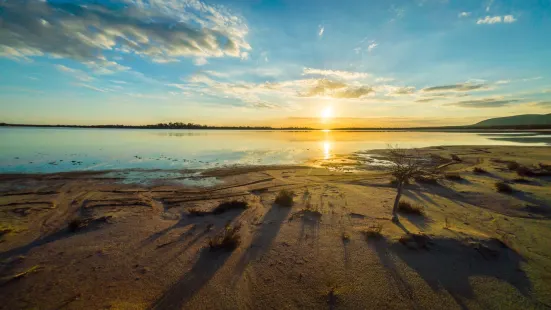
[1, 128, 549, 173]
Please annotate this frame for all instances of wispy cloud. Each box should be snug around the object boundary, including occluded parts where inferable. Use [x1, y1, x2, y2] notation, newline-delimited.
[447, 97, 519, 108]
[318, 25, 325, 37]
[422, 82, 489, 92]
[76, 83, 109, 93]
[55, 65, 94, 82]
[477, 15, 517, 24]
[302, 68, 370, 80]
[458, 12, 471, 18]
[367, 42, 378, 52]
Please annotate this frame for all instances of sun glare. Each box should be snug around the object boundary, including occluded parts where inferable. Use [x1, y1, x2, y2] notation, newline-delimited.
[321, 106, 333, 119]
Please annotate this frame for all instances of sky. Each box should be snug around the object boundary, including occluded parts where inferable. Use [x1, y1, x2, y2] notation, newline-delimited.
[1, 0, 550, 128]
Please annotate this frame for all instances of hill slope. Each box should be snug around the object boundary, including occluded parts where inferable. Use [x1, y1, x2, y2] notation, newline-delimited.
[474, 113, 551, 127]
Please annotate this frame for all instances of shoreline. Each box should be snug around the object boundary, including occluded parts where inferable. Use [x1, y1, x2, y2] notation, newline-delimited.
[1, 145, 551, 309]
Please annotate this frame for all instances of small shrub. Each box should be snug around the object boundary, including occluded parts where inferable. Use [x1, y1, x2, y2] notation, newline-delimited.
[507, 161, 520, 171]
[473, 167, 487, 174]
[398, 201, 424, 215]
[68, 217, 85, 232]
[212, 200, 248, 215]
[451, 154, 462, 162]
[363, 223, 383, 239]
[275, 189, 294, 207]
[414, 175, 438, 185]
[208, 223, 241, 251]
[444, 173, 463, 181]
[495, 182, 513, 194]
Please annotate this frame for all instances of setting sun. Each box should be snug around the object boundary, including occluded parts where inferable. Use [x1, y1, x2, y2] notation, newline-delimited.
[321, 106, 334, 119]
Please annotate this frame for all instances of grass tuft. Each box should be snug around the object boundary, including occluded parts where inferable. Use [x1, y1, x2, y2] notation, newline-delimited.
[362, 223, 383, 239]
[208, 223, 242, 251]
[275, 189, 294, 207]
[398, 201, 424, 215]
[495, 181, 514, 194]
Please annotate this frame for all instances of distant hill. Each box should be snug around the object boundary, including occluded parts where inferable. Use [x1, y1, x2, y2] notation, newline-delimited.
[474, 114, 551, 127]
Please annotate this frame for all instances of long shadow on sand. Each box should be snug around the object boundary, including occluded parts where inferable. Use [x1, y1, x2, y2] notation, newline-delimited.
[0, 221, 107, 260]
[368, 236, 533, 310]
[231, 203, 292, 282]
[149, 248, 232, 310]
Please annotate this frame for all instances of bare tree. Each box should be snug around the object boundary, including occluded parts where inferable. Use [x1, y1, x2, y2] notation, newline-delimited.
[386, 145, 437, 223]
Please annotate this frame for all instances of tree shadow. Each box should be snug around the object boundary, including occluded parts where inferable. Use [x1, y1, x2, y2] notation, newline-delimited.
[369, 236, 533, 309]
[0, 220, 107, 261]
[231, 204, 291, 281]
[149, 247, 232, 310]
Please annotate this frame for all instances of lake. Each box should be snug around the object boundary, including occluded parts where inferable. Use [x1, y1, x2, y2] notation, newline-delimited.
[1, 127, 550, 173]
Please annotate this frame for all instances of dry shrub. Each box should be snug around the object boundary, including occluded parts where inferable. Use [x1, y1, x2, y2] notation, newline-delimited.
[398, 201, 424, 215]
[451, 154, 462, 162]
[473, 167, 487, 174]
[495, 181, 513, 194]
[414, 175, 439, 185]
[208, 223, 242, 251]
[275, 189, 294, 207]
[363, 223, 383, 239]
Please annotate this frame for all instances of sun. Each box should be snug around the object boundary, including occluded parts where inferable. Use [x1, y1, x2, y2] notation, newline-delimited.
[321, 106, 333, 120]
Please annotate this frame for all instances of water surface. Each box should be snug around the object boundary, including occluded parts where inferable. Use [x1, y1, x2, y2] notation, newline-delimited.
[1, 128, 549, 173]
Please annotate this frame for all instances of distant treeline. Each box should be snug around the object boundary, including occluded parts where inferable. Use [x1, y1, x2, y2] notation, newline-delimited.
[0, 122, 313, 130]
[1, 122, 550, 131]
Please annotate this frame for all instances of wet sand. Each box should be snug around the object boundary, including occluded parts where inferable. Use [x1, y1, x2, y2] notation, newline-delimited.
[1, 146, 550, 309]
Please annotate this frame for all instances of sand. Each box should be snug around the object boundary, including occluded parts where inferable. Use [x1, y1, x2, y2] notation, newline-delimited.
[1, 145, 550, 309]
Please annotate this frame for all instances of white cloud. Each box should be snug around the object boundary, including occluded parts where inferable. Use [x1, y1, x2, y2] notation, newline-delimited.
[0, 1, 251, 66]
[477, 15, 517, 24]
[503, 15, 517, 23]
[477, 16, 502, 24]
[495, 80, 511, 84]
[194, 57, 208, 66]
[318, 25, 325, 37]
[458, 12, 471, 17]
[367, 42, 378, 52]
[302, 68, 370, 80]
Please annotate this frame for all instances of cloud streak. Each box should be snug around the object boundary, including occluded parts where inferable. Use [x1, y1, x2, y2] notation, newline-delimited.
[422, 83, 488, 92]
[447, 97, 519, 108]
[477, 15, 517, 24]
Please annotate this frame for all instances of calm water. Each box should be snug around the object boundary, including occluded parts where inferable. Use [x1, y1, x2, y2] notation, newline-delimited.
[1, 127, 550, 173]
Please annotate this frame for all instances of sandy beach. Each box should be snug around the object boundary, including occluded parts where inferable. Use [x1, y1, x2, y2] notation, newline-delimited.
[1, 145, 551, 310]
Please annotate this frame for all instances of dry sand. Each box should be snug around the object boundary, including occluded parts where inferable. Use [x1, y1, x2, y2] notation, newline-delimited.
[1, 145, 550, 309]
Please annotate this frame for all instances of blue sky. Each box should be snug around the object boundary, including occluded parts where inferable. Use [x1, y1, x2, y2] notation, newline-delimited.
[1, 0, 550, 127]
